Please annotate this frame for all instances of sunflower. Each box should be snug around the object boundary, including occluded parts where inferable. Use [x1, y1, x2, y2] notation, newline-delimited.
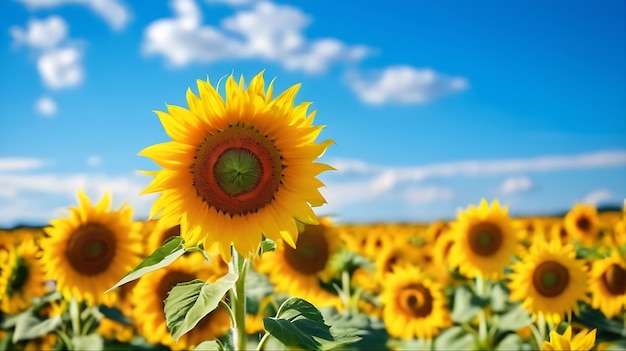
[0, 238, 46, 314]
[139, 71, 334, 261]
[132, 252, 230, 350]
[564, 203, 600, 247]
[447, 199, 517, 279]
[255, 218, 342, 308]
[42, 190, 143, 306]
[508, 239, 588, 324]
[589, 251, 625, 318]
[375, 241, 427, 282]
[96, 317, 134, 343]
[542, 325, 596, 351]
[146, 219, 183, 256]
[381, 265, 451, 340]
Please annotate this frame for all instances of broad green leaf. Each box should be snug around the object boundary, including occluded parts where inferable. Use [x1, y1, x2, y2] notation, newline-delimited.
[165, 273, 238, 341]
[71, 334, 104, 351]
[193, 340, 221, 350]
[276, 297, 324, 323]
[433, 326, 477, 350]
[451, 286, 482, 324]
[12, 315, 62, 343]
[495, 333, 523, 350]
[293, 318, 333, 341]
[106, 236, 185, 293]
[320, 326, 362, 351]
[498, 305, 532, 332]
[263, 317, 321, 350]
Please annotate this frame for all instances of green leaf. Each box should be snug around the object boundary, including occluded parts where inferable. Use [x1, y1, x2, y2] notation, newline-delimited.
[451, 285, 482, 324]
[263, 317, 322, 350]
[106, 236, 185, 293]
[71, 334, 104, 351]
[276, 297, 324, 323]
[193, 340, 221, 350]
[12, 315, 62, 343]
[320, 326, 362, 351]
[498, 305, 532, 332]
[495, 333, 523, 351]
[260, 238, 276, 253]
[433, 326, 476, 350]
[490, 283, 509, 313]
[165, 273, 238, 342]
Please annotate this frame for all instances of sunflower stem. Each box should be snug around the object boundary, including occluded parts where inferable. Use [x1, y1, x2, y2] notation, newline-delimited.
[69, 297, 81, 336]
[56, 329, 74, 351]
[529, 321, 543, 351]
[230, 247, 249, 351]
[475, 276, 488, 347]
[220, 299, 236, 328]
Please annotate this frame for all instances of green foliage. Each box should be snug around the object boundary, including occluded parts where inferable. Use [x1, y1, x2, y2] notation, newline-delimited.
[71, 334, 104, 351]
[263, 297, 361, 350]
[164, 273, 238, 341]
[193, 340, 221, 350]
[107, 236, 186, 293]
[450, 285, 483, 324]
[12, 315, 61, 343]
[433, 326, 476, 350]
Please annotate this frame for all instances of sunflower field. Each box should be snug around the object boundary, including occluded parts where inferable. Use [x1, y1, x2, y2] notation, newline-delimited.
[1, 72, 625, 351]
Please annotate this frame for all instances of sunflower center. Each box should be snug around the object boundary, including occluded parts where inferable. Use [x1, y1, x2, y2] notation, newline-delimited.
[191, 124, 283, 216]
[66, 223, 117, 276]
[576, 217, 591, 232]
[7, 256, 29, 297]
[283, 225, 329, 275]
[532, 260, 570, 297]
[399, 284, 433, 318]
[468, 222, 503, 257]
[602, 264, 626, 296]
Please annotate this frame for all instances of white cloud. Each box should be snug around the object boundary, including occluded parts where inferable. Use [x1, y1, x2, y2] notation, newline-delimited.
[500, 175, 533, 194]
[37, 47, 84, 89]
[346, 65, 468, 105]
[15, 0, 131, 30]
[0, 158, 47, 172]
[0, 170, 156, 226]
[10, 16, 68, 49]
[87, 155, 101, 167]
[583, 189, 614, 206]
[404, 186, 454, 204]
[320, 149, 626, 219]
[142, 0, 369, 73]
[206, 0, 256, 5]
[35, 96, 58, 116]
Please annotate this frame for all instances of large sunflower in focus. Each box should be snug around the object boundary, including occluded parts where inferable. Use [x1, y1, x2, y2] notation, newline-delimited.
[448, 199, 517, 279]
[139, 71, 334, 261]
[564, 203, 599, 247]
[381, 265, 451, 340]
[42, 191, 142, 306]
[589, 251, 625, 318]
[255, 218, 342, 308]
[508, 239, 588, 324]
[0, 239, 46, 314]
[132, 252, 230, 350]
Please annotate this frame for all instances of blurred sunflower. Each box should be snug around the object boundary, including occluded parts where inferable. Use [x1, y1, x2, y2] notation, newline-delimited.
[146, 220, 182, 256]
[548, 220, 571, 246]
[0, 239, 46, 314]
[255, 218, 342, 308]
[448, 199, 517, 279]
[42, 190, 142, 306]
[425, 220, 450, 244]
[132, 252, 230, 350]
[564, 203, 599, 247]
[589, 251, 625, 318]
[139, 71, 334, 261]
[375, 242, 426, 281]
[96, 317, 134, 343]
[381, 265, 451, 340]
[542, 325, 596, 351]
[508, 239, 588, 324]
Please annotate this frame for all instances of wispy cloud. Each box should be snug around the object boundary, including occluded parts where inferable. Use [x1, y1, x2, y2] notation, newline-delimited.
[345, 66, 468, 105]
[320, 149, 626, 219]
[583, 189, 614, 206]
[15, 0, 132, 31]
[500, 175, 533, 194]
[142, 0, 369, 73]
[35, 96, 58, 116]
[0, 158, 48, 172]
[87, 155, 102, 168]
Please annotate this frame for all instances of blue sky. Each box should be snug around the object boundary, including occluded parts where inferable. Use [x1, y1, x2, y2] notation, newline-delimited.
[0, 0, 625, 227]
